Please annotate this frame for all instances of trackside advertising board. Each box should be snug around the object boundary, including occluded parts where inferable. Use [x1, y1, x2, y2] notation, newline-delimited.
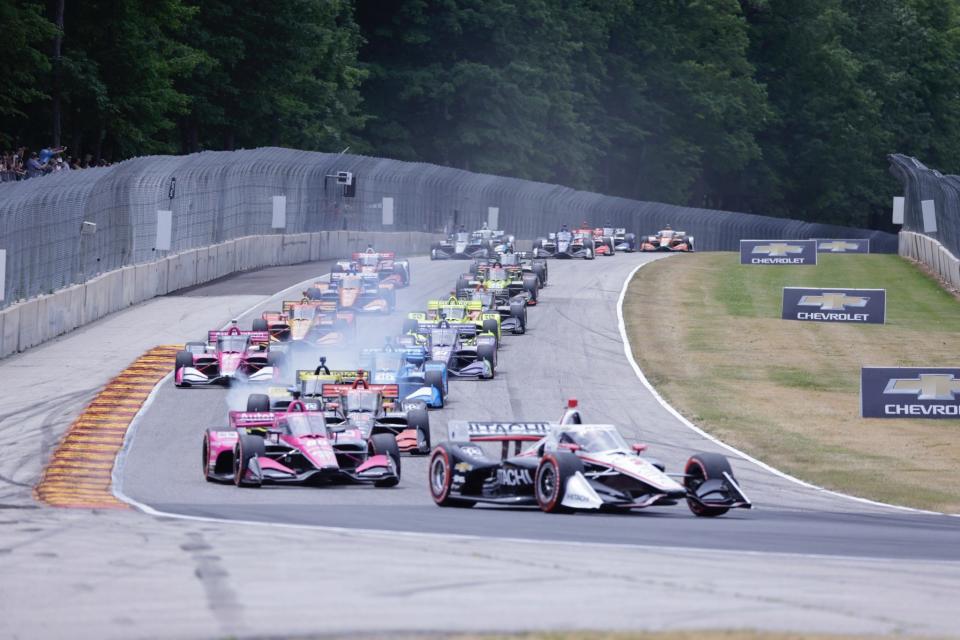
[740, 240, 817, 265]
[815, 239, 870, 254]
[861, 367, 960, 418]
[781, 288, 886, 324]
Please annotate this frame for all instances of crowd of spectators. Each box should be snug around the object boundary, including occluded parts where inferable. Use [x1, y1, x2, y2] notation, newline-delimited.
[1, 145, 114, 182]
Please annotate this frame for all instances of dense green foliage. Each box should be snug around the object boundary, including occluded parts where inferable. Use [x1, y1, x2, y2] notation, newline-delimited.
[4, 0, 959, 229]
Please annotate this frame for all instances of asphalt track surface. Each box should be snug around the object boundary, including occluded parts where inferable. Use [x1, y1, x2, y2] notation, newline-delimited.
[119, 255, 960, 561]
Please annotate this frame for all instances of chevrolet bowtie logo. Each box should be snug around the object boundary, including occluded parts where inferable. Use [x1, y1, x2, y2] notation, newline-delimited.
[819, 240, 859, 252]
[884, 374, 960, 401]
[753, 243, 803, 257]
[797, 292, 869, 311]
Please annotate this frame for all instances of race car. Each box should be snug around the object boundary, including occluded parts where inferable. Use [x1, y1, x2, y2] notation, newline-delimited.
[253, 360, 366, 411]
[360, 344, 448, 409]
[317, 378, 432, 454]
[403, 295, 502, 342]
[334, 246, 410, 288]
[532, 226, 596, 259]
[612, 228, 637, 252]
[459, 287, 528, 335]
[400, 321, 497, 379]
[473, 226, 515, 254]
[455, 264, 539, 306]
[587, 226, 616, 256]
[304, 273, 396, 313]
[427, 399, 751, 516]
[431, 229, 494, 260]
[174, 323, 273, 387]
[202, 402, 400, 488]
[640, 227, 695, 252]
[254, 300, 356, 347]
[471, 251, 548, 288]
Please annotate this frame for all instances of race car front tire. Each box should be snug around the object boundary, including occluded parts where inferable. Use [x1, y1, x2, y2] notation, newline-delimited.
[481, 318, 500, 344]
[402, 317, 419, 336]
[174, 350, 194, 386]
[233, 433, 265, 488]
[684, 452, 733, 517]
[533, 263, 548, 287]
[424, 365, 446, 405]
[477, 342, 497, 378]
[406, 407, 431, 455]
[370, 433, 401, 487]
[509, 301, 527, 334]
[522, 274, 538, 303]
[251, 318, 268, 332]
[535, 451, 584, 513]
[428, 444, 476, 508]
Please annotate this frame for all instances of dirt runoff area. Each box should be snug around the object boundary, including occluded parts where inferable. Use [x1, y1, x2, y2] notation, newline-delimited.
[624, 252, 960, 512]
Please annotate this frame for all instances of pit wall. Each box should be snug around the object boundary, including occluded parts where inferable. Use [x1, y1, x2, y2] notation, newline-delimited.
[899, 230, 960, 291]
[0, 230, 440, 359]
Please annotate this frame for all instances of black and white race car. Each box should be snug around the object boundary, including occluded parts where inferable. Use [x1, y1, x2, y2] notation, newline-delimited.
[431, 230, 492, 260]
[532, 228, 596, 259]
[427, 400, 751, 516]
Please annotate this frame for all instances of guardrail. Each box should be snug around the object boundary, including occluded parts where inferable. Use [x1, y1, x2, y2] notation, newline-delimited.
[0, 147, 896, 313]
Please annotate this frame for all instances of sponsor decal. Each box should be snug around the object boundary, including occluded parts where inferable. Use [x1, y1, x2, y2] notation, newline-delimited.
[816, 239, 870, 254]
[781, 288, 886, 324]
[861, 367, 960, 418]
[466, 422, 551, 436]
[740, 240, 817, 265]
[497, 467, 533, 486]
[454, 461, 473, 473]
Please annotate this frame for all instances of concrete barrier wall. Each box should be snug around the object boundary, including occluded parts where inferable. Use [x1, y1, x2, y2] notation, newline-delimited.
[899, 230, 960, 291]
[0, 230, 440, 359]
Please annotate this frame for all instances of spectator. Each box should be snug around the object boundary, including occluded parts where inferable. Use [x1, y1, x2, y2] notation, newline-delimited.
[25, 152, 46, 178]
[39, 146, 66, 165]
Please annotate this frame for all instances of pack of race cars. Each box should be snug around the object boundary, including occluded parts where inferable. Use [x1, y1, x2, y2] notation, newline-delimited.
[179, 227, 746, 518]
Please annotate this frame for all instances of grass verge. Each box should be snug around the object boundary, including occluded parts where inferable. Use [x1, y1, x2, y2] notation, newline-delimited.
[624, 253, 960, 512]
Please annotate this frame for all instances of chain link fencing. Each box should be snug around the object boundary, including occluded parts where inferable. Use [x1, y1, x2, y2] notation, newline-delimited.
[0, 147, 896, 309]
[888, 153, 960, 258]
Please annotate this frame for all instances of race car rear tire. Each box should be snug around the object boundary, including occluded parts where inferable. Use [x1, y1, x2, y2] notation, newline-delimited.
[456, 275, 472, 295]
[481, 318, 500, 344]
[382, 288, 396, 313]
[477, 342, 496, 378]
[406, 408, 431, 455]
[522, 274, 538, 303]
[684, 452, 732, 517]
[251, 318, 268, 332]
[533, 263, 547, 287]
[604, 238, 615, 255]
[304, 287, 323, 300]
[246, 393, 271, 413]
[233, 433, 265, 488]
[428, 444, 476, 508]
[535, 452, 583, 513]
[402, 317, 419, 336]
[424, 366, 446, 405]
[583, 239, 596, 260]
[370, 433, 401, 487]
[430, 243, 441, 260]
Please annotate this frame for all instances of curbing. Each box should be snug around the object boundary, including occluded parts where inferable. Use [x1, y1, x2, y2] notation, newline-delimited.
[0, 230, 441, 359]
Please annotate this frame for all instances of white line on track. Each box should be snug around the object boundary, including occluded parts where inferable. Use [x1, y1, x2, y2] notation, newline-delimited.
[616, 259, 956, 518]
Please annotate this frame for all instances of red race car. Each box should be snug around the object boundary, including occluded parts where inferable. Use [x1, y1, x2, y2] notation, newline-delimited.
[334, 246, 410, 288]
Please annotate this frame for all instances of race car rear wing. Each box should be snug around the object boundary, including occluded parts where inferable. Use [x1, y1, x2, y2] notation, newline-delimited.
[351, 251, 394, 260]
[412, 321, 478, 337]
[208, 330, 270, 345]
[321, 383, 399, 399]
[448, 421, 552, 442]
[228, 411, 275, 428]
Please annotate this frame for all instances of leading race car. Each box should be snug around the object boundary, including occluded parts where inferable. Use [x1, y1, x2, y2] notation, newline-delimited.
[532, 226, 596, 259]
[427, 400, 751, 516]
[202, 402, 400, 488]
[174, 323, 274, 387]
[640, 227, 695, 252]
[335, 246, 410, 288]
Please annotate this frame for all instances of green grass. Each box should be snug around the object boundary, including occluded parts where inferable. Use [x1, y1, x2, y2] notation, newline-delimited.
[714, 254, 960, 330]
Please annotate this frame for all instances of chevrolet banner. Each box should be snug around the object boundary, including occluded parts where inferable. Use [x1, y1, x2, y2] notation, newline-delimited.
[781, 288, 886, 324]
[861, 367, 960, 418]
[740, 240, 817, 265]
[816, 239, 870, 254]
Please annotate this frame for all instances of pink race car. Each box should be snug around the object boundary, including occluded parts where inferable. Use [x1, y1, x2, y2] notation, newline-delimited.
[202, 401, 401, 488]
[174, 323, 274, 387]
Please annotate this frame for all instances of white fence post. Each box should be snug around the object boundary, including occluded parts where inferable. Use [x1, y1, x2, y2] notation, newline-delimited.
[0, 249, 5, 302]
[156, 210, 173, 251]
[487, 206, 499, 230]
[382, 197, 394, 226]
[272, 195, 287, 230]
[921, 199, 937, 233]
[892, 196, 904, 224]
